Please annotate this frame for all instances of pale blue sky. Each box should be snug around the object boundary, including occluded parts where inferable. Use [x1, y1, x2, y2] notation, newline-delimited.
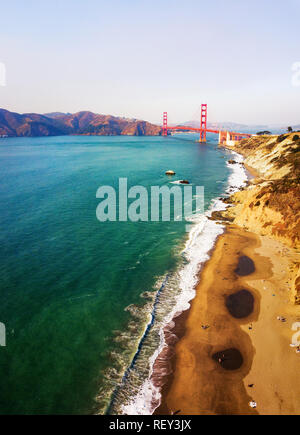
[0, 0, 299, 125]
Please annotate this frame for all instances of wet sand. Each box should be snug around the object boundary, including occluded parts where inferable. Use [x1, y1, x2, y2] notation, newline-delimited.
[235, 256, 255, 277]
[155, 226, 300, 415]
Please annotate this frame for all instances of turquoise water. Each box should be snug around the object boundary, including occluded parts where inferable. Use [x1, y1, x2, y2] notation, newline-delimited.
[0, 134, 231, 414]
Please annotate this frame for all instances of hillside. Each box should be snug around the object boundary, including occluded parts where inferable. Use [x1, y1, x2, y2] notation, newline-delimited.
[0, 109, 162, 137]
[221, 133, 300, 303]
[223, 133, 300, 246]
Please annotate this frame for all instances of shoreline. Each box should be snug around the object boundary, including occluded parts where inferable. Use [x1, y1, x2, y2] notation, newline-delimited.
[118, 145, 247, 415]
[155, 225, 300, 414]
[151, 238, 222, 415]
[146, 150, 250, 414]
[154, 136, 300, 415]
[155, 226, 261, 415]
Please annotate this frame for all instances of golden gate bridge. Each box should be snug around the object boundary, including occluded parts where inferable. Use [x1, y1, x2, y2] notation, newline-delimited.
[162, 104, 252, 145]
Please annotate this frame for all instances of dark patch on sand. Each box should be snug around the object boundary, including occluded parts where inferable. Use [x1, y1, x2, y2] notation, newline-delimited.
[235, 256, 255, 276]
[212, 348, 244, 370]
[226, 289, 254, 319]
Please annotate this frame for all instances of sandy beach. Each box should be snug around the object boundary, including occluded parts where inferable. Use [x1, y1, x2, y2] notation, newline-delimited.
[155, 225, 300, 415]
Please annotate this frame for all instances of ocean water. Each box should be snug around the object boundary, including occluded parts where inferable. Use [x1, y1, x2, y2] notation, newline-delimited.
[0, 134, 246, 415]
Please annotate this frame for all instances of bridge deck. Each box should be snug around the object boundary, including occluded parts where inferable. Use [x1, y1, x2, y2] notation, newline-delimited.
[167, 125, 251, 137]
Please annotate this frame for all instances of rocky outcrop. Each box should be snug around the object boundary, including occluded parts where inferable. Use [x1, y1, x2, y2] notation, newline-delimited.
[0, 109, 162, 137]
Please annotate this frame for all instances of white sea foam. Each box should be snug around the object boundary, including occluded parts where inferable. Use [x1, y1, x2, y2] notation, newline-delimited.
[121, 150, 248, 415]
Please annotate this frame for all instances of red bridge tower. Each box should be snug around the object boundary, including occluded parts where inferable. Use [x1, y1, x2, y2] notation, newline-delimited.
[162, 112, 168, 136]
[200, 104, 207, 143]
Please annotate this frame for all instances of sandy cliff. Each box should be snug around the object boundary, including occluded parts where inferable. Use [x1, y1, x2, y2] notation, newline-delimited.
[222, 133, 300, 304]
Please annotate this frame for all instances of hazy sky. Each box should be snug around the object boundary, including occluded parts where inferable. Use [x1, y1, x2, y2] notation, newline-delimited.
[0, 0, 299, 125]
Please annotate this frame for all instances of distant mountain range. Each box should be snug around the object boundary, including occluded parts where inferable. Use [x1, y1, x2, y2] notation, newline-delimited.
[179, 120, 299, 134]
[0, 109, 161, 137]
